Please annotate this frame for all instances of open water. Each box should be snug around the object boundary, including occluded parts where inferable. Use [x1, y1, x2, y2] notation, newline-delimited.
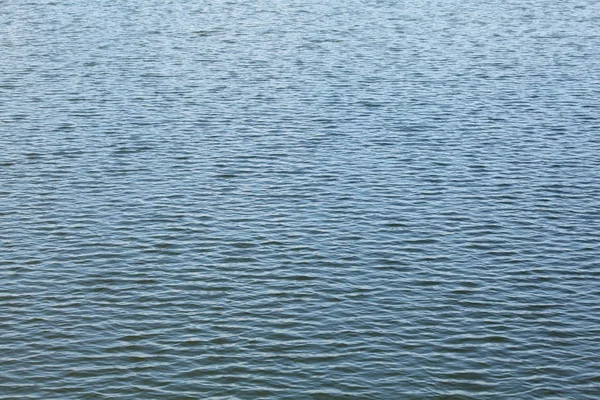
[1, 0, 600, 398]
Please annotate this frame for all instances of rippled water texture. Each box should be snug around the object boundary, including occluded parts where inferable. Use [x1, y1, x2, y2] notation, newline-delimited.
[2, 0, 600, 398]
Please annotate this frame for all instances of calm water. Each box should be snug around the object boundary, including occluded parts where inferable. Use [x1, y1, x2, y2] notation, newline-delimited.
[1, 0, 600, 398]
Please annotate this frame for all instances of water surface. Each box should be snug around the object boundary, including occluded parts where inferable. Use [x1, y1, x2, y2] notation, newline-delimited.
[1, 0, 600, 398]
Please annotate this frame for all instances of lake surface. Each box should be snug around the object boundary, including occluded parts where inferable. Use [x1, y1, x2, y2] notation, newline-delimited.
[1, 0, 599, 398]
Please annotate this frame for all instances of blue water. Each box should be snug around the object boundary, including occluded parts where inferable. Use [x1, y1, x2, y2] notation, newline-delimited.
[1, 0, 600, 398]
